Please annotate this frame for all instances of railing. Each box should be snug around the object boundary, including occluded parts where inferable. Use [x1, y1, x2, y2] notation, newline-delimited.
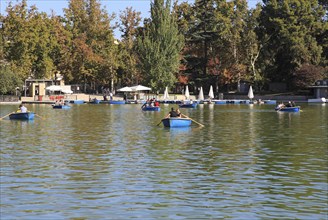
[0, 95, 20, 102]
[33, 95, 78, 101]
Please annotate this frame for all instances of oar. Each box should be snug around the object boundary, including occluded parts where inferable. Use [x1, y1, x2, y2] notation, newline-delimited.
[181, 113, 204, 127]
[0, 112, 14, 120]
[156, 119, 163, 126]
[34, 113, 45, 120]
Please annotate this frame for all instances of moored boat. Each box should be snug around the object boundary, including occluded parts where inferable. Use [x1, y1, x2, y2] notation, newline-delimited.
[109, 100, 126, 104]
[9, 112, 35, 120]
[275, 106, 300, 112]
[162, 118, 192, 127]
[89, 99, 101, 104]
[142, 106, 160, 111]
[68, 100, 84, 104]
[178, 103, 197, 108]
[53, 105, 71, 109]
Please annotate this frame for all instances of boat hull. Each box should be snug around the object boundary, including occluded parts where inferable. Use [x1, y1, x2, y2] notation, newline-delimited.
[162, 118, 192, 127]
[275, 106, 300, 112]
[179, 103, 197, 108]
[109, 100, 126, 104]
[142, 106, 160, 111]
[89, 100, 101, 104]
[68, 100, 84, 104]
[9, 112, 35, 120]
[53, 105, 71, 109]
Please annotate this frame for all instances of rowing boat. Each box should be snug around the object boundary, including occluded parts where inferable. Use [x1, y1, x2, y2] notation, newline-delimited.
[142, 106, 160, 111]
[9, 112, 35, 120]
[162, 118, 192, 127]
[109, 100, 126, 104]
[53, 105, 71, 109]
[178, 103, 197, 108]
[275, 106, 300, 112]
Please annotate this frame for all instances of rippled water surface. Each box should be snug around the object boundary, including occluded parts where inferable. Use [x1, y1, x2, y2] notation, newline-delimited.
[1, 103, 327, 219]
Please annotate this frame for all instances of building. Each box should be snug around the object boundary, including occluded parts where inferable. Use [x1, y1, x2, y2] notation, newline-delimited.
[308, 79, 328, 99]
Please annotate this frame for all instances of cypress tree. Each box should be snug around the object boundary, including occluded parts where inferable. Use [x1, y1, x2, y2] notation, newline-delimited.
[136, 0, 184, 92]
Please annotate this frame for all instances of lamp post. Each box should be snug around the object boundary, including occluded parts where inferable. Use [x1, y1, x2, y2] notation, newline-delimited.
[24, 76, 32, 97]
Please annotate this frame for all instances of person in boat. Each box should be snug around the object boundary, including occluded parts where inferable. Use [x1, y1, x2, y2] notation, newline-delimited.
[18, 104, 27, 113]
[154, 100, 160, 107]
[286, 101, 292, 107]
[149, 98, 154, 107]
[277, 102, 285, 109]
[291, 101, 296, 107]
[176, 108, 181, 117]
[166, 108, 180, 118]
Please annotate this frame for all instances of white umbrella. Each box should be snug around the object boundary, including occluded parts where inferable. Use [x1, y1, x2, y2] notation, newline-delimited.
[61, 89, 73, 94]
[185, 85, 190, 100]
[248, 86, 254, 100]
[208, 85, 214, 99]
[117, 86, 133, 92]
[163, 87, 170, 100]
[130, 85, 151, 91]
[198, 87, 204, 100]
[46, 85, 62, 92]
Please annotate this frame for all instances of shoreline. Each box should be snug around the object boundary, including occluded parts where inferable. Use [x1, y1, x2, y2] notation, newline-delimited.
[0, 93, 326, 105]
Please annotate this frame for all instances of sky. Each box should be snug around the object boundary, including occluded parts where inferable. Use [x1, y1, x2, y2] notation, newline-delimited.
[0, 0, 261, 38]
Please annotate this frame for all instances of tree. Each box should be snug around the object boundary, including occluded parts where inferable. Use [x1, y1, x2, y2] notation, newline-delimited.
[0, 65, 22, 95]
[243, 5, 265, 89]
[136, 0, 184, 92]
[258, 0, 326, 88]
[64, 0, 117, 91]
[118, 7, 142, 85]
[292, 64, 326, 89]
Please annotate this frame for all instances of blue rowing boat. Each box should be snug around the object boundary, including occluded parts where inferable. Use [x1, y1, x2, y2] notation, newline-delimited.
[69, 100, 84, 104]
[275, 106, 300, 112]
[53, 105, 71, 109]
[9, 112, 35, 120]
[142, 106, 160, 111]
[109, 100, 126, 104]
[162, 118, 192, 127]
[178, 103, 197, 108]
[89, 99, 101, 104]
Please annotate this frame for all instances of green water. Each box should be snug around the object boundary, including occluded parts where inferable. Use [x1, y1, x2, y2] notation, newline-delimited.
[0, 103, 327, 219]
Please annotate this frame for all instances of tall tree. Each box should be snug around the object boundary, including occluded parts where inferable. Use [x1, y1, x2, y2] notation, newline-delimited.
[118, 7, 142, 85]
[136, 0, 184, 92]
[64, 0, 117, 91]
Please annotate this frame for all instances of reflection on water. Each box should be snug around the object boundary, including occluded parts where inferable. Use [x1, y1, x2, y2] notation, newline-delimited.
[0, 103, 327, 219]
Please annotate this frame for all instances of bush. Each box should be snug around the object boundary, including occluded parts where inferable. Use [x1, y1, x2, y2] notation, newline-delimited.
[292, 64, 325, 90]
[0, 66, 22, 95]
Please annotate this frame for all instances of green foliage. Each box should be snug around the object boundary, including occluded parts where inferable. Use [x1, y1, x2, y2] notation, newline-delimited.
[64, 0, 118, 88]
[258, 0, 326, 87]
[292, 64, 325, 89]
[0, 65, 22, 95]
[1, 0, 326, 94]
[136, 0, 184, 91]
[118, 7, 142, 85]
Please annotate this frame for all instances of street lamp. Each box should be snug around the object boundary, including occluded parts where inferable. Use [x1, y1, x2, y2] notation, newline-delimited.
[24, 76, 32, 97]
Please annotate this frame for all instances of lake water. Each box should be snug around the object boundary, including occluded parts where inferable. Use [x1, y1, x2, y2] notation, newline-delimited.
[0, 103, 327, 219]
